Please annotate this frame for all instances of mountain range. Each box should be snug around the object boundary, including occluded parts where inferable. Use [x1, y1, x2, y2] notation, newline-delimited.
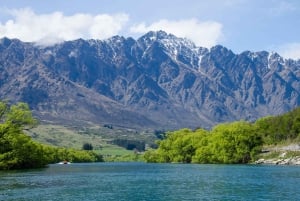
[0, 31, 299, 130]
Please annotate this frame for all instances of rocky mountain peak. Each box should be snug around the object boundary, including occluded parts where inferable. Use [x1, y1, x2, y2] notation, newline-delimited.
[0, 37, 12, 47]
[0, 32, 299, 130]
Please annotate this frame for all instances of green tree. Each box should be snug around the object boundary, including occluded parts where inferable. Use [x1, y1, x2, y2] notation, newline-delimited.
[144, 128, 210, 163]
[144, 121, 262, 164]
[82, 143, 93, 150]
[254, 107, 300, 144]
[0, 101, 45, 170]
[208, 121, 262, 163]
[0, 101, 104, 170]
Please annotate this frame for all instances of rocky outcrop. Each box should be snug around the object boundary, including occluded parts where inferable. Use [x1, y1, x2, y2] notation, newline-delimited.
[255, 157, 300, 165]
[255, 144, 300, 165]
[0, 31, 299, 129]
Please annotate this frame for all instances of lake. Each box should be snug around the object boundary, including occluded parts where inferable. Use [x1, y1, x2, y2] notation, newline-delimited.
[1, 162, 300, 201]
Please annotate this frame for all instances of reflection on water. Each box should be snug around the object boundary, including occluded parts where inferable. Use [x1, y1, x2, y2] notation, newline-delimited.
[1, 163, 300, 201]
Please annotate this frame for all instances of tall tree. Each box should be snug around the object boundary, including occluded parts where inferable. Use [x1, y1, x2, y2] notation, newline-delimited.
[0, 101, 44, 170]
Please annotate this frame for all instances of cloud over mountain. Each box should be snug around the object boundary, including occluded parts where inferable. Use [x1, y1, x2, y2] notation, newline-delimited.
[0, 8, 129, 45]
[129, 18, 223, 48]
[0, 8, 223, 48]
[0, 7, 299, 59]
[278, 42, 300, 60]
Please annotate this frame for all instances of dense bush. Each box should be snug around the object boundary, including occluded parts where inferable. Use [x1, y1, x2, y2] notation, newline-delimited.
[144, 122, 262, 164]
[145, 107, 300, 164]
[254, 107, 300, 144]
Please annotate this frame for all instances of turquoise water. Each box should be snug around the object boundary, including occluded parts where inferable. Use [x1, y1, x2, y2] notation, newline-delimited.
[1, 163, 300, 201]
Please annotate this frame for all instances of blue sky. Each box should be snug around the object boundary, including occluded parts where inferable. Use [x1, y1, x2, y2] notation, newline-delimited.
[0, 0, 299, 59]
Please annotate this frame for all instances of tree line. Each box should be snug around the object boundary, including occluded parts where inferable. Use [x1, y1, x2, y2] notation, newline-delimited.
[1, 100, 299, 169]
[0, 101, 103, 170]
[144, 107, 300, 164]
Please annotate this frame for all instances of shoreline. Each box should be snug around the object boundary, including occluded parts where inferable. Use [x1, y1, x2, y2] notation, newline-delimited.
[255, 144, 300, 165]
[255, 157, 300, 165]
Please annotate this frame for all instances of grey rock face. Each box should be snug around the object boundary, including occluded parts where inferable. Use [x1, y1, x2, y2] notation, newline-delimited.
[0, 31, 299, 129]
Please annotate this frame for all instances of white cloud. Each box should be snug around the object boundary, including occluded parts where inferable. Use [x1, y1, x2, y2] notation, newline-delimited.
[0, 8, 223, 47]
[130, 18, 223, 48]
[278, 43, 300, 60]
[0, 8, 129, 45]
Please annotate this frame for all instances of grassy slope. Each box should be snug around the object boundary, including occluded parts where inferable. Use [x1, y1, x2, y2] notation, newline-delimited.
[26, 124, 156, 160]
